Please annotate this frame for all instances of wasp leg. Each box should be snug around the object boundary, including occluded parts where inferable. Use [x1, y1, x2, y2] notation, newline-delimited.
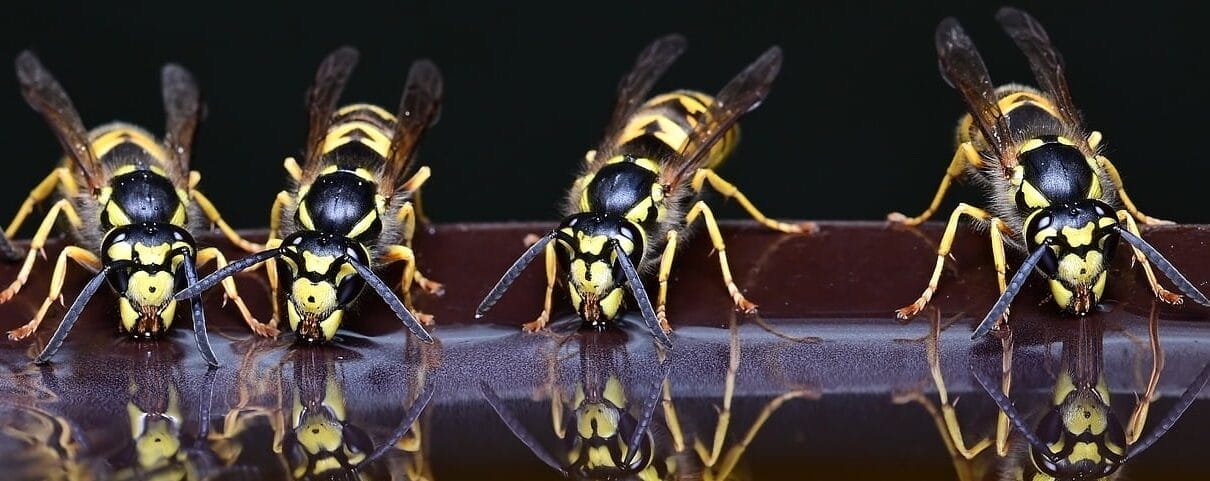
[264, 237, 284, 329]
[382, 245, 435, 325]
[0, 199, 83, 303]
[196, 247, 278, 337]
[685, 201, 758, 314]
[394, 201, 443, 295]
[1090, 134, 1171, 226]
[522, 241, 558, 333]
[400, 166, 434, 231]
[191, 187, 262, 252]
[993, 328, 1014, 456]
[896, 203, 1006, 320]
[888, 143, 982, 226]
[1118, 210, 1182, 304]
[1126, 304, 1163, 444]
[6, 167, 73, 238]
[7, 246, 100, 341]
[691, 169, 816, 234]
[283, 157, 303, 182]
[930, 310, 995, 460]
[655, 230, 679, 332]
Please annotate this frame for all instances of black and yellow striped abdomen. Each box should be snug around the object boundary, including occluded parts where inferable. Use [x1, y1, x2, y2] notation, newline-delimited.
[614, 90, 738, 171]
[318, 103, 398, 164]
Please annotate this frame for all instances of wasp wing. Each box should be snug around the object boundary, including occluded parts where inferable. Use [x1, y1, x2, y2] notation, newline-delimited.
[302, 47, 360, 174]
[592, 33, 688, 168]
[383, 59, 444, 193]
[658, 45, 782, 190]
[996, 7, 1084, 134]
[15, 51, 104, 191]
[161, 64, 202, 186]
[935, 17, 1015, 171]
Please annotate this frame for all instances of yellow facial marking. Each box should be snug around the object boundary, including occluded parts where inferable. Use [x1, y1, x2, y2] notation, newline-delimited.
[297, 414, 343, 453]
[291, 278, 338, 315]
[576, 233, 611, 256]
[107, 242, 133, 263]
[302, 251, 338, 275]
[1049, 280, 1074, 311]
[600, 288, 624, 320]
[320, 310, 344, 341]
[587, 445, 616, 469]
[1092, 272, 1108, 304]
[120, 298, 139, 332]
[1034, 227, 1058, 246]
[133, 243, 172, 266]
[1061, 223, 1097, 248]
[134, 418, 182, 468]
[578, 404, 620, 439]
[1057, 251, 1104, 285]
[127, 271, 176, 307]
[1068, 443, 1102, 464]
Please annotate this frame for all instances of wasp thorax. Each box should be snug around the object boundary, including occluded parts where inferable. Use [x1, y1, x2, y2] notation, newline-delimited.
[1025, 200, 1119, 314]
[101, 223, 194, 337]
[279, 232, 369, 342]
[557, 214, 645, 325]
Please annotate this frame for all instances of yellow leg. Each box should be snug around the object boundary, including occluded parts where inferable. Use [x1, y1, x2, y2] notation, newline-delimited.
[190, 186, 262, 252]
[283, 157, 302, 182]
[685, 201, 757, 314]
[6, 167, 70, 238]
[381, 245, 435, 325]
[926, 313, 994, 460]
[0, 199, 82, 303]
[655, 230, 678, 332]
[1127, 303, 1163, 444]
[895, 203, 1002, 320]
[1096, 153, 1171, 226]
[264, 238, 283, 329]
[522, 241, 557, 332]
[691, 169, 815, 234]
[196, 247, 278, 337]
[888, 142, 982, 226]
[994, 329, 1014, 456]
[270, 191, 293, 242]
[400, 166, 433, 228]
[1118, 210, 1182, 304]
[394, 202, 443, 295]
[6, 246, 100, 341]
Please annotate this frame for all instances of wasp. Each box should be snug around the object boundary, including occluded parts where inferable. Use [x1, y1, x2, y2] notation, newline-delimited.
[973, 313, 1210, 480]
[481, 330, 674, 479]
[476, 34, 808, 348]
[175, 47, 442, 343]
[2, 51, 272, 366]
[888, 8, 1210, 337]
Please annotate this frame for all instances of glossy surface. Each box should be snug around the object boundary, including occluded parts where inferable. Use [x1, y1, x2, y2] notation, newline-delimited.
[0, 221, 1207, 479]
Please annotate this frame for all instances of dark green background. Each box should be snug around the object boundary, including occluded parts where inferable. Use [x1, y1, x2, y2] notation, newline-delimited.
[0, 1, 1204, 229]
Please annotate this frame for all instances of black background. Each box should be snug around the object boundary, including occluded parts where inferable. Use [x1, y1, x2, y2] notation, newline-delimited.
[0, 1, 1204, 230]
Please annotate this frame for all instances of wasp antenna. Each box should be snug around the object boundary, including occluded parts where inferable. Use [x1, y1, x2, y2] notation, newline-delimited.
[344, 255, 433, 343]
[179, 249, 218, 367]
[970, 360, 1057, 462]
[34, 263, 117, 364]
[623, 360, 673, 467]
[972, 243, 1049, 339]
[1126, 360, 1210, 460]
[476, 231, 557, 318]
[613, 240, 673, 349]
[174, 248, 282, 301]
[361, 378, 438, 467]
[1114, 226, 1210, 307]
[479, 380, 569, 476]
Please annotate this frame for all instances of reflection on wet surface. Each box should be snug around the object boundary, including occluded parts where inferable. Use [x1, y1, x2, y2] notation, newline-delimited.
[1, 222, 1209, 479]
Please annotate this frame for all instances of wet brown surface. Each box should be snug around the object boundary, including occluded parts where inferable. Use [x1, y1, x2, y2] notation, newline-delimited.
[0, 221, 1208, 480]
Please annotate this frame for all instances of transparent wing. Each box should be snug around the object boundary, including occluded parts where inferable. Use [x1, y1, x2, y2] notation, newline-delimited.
[996, 7, 1084, 132]
[302, 46, 360, 171]
[935, 17, 1014, 165]
[15, 51, 103, 190]
[161, 63, 202, 183]
[383, 58, 443, 191]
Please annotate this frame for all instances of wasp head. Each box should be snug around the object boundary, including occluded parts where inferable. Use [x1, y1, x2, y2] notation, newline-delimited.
[101, 223, 195, 337]
[1030, 384, 1125, 480]
[277, 231, 370, 342]
[556, 214, 645, 328]
[1024, 200, 1120, 315]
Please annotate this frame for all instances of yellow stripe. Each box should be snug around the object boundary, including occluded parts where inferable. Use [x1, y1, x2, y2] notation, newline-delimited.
[91, 128, 171, 163]
[321, 121, 392, 157]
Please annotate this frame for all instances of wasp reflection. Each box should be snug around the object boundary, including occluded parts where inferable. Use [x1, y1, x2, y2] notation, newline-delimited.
[208, 343, 436, 480]
[481, 319, 816, 480]
[902, 304, 1210, 480]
